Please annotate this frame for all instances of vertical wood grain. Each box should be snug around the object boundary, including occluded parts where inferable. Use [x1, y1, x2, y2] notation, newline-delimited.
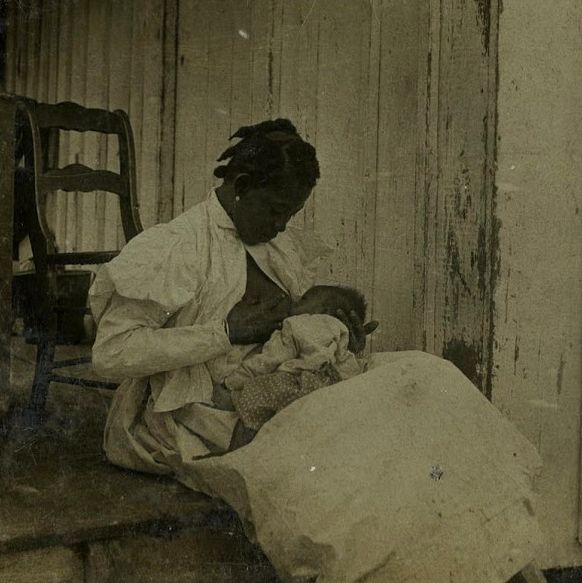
[157, 0, 178, 224]
[68, 0, 89, 253]
[310, 0, 375, 303]
[23, 0, 40, 100]
[104, 0, 132, 250]
[493, 0, 582, 567]
[229, 1, 252, 134]
[54, 0, 73, 252]
[122, 0, 145, 246]
[13, 1, 28, 95]
[0, 99, 15, 396]
[45, 1, 61, 237]
[138, 0, 164, 230]
[174, 0, 210, 215]
[420, 0, 497, 391]
[373, 0, 427, 351]
[415, 0, 440, 354]
[249, 0, 282, 123]
[278, 0, 320, 232]
[203, 1, 234, 199]
[79, 0, 108, 253]
[4, 1, 16, 92]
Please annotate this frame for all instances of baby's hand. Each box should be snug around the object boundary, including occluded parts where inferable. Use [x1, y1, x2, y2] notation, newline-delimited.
[336, 309, 379, 353]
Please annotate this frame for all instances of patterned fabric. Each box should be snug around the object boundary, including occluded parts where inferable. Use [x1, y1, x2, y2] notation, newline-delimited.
[231, 363, 341, 431]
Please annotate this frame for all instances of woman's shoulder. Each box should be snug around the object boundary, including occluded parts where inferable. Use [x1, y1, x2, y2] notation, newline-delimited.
[90, 200, 214, 316]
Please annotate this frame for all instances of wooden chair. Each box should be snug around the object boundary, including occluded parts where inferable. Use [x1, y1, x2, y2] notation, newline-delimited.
[6, 95, 143, 425]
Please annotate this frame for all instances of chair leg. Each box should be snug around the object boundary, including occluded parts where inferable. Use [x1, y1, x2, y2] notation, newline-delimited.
[28, 336, 56, 419]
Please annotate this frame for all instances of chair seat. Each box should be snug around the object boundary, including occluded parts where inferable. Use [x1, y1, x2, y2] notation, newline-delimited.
[13, 270, 93, 345]
[46, 250, 119, 265]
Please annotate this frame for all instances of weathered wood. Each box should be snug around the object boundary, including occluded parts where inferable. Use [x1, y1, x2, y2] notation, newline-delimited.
[173, 0, 211, 216]
[157, 0, 178, 223]
[359, 0, 382, 355]
[70, 0, 108, 256]
[53, 0, 73, 252]
[84, 529, 275, 583]
[138, 0, 164, 230]
[0, 547, 84, 583]
[104, 0, 132, 250]
[123, 0, 146, 247]
[4, 1, 16, 92]
[38, 166, 124, 196]
[415, 0, 439, 355]
[278, 0, 320, 232]
[24, 0, 41, 100]
[84, 0, 110, 252]
[0, 99, 15, 399]
[68, 0, 89, 253]
[493, 0, 582, 568]
[249, 0, 282, 123]
[0, 448, 231, 556]
[417, 0, 498, 392]
[12, 1, 28, 95]
[46, 251, 118, 266]
[229, 1, 253, 136]
[37, 0, 54, 231]
[203, 1, 235, 201]
[310, 0, 380, 349]
[35, 102, 123, 134]
[373, 0, 427, 352]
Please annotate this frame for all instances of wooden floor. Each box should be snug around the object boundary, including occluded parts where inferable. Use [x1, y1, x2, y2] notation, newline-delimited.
[1, 338, 277, 582]
[1, 338, 554, 583]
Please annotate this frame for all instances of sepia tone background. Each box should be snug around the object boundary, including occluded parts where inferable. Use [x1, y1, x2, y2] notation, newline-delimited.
[1, 0, 581, 573]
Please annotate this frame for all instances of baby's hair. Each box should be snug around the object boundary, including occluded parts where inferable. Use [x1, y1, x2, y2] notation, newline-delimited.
[213, 119, 320, 192]
[307, 285, 367, 323]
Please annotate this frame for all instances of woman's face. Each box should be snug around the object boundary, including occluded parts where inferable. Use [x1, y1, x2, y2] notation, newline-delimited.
[232, 183, 311, 245]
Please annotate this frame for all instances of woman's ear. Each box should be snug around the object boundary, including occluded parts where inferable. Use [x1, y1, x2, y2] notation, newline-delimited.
[233, 173, 252, 198]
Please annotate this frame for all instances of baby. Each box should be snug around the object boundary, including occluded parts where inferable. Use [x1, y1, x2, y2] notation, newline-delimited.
[224, 285, 368, 432]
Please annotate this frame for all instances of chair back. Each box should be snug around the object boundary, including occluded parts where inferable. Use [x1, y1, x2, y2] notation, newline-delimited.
[15, 98, 143, 255]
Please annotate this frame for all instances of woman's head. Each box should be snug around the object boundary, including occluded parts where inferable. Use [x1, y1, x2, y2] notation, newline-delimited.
[214, 119, 320, 245]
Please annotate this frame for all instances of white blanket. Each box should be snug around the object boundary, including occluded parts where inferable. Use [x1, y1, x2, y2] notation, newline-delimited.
[176, 351, 543, 583]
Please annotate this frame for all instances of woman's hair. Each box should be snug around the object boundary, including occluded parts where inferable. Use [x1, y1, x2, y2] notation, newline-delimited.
[213, 119, 320, 191]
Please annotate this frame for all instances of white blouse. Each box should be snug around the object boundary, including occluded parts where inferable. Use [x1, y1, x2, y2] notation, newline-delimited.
[89, 191, 330, 469]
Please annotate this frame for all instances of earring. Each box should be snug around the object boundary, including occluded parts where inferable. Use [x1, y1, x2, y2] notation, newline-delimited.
[235, 195, 240, 202]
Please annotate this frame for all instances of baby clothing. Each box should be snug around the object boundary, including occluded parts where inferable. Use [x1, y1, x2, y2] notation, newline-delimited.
[229, 366, 342, 431]
[224, 313, 364, 430]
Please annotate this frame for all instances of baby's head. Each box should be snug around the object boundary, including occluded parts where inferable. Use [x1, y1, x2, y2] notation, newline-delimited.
[290, 285, 367, 322]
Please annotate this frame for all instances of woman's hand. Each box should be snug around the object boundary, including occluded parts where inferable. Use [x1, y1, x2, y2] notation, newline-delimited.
[227, 295, 291, 344]
[336, 309, 379, 354]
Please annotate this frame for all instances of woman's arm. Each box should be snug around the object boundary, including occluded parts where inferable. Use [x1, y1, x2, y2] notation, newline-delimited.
[92, 293, 231, 380]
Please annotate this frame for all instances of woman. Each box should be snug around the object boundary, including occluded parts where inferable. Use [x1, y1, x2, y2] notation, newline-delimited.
[90, 120, 541, 583]
[90, 119, 375, 468]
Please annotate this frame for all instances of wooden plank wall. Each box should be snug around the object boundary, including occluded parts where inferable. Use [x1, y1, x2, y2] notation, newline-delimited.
[5, 0, 166, 257]
[418, 0, 499, 392]
[493, 0, 582, 568]
[4, 0, 426, 355]
[4, 0, 497, 367]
